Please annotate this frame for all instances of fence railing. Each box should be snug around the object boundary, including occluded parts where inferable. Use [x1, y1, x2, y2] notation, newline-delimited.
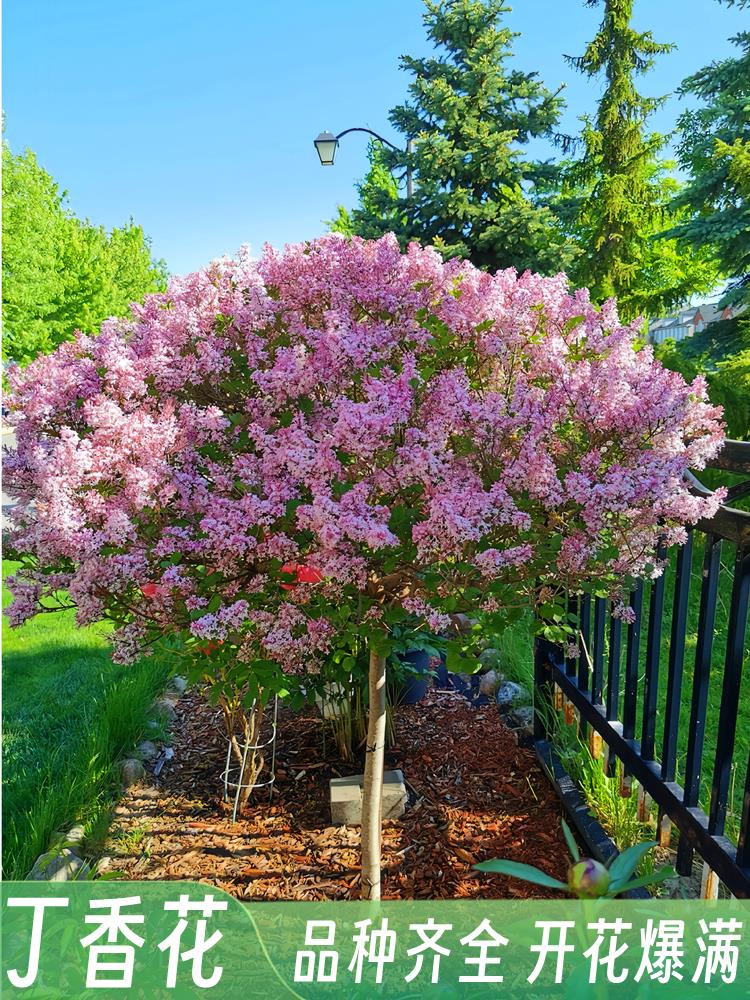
[533, 439, 750, 898]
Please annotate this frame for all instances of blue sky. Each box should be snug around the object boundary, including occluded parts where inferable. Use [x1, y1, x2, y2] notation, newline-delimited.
[4, 0, 745, 275]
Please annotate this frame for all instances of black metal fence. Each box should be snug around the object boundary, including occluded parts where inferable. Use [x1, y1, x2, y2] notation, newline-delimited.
[533, 440, 750, 898]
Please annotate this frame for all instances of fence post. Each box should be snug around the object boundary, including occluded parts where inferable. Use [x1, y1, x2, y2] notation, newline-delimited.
[533, 637, 554, 743]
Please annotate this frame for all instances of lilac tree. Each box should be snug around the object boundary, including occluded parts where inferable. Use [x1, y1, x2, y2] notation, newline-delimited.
[5, 234, 724, 897]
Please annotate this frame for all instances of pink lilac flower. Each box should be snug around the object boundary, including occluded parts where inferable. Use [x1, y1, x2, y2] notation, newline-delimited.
[3, 233, 725, 675]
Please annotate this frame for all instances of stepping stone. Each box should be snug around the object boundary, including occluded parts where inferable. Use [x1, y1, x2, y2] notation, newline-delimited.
[330, 770, 407, 826]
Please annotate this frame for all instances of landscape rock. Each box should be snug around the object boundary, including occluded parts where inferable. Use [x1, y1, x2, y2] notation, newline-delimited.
[507, 705, 535, 731]
[479, 670, 501, 697]
[137, 740, 159, 762]
[65, 824, 86, 849]
[478, 648, 504, 674]
[169, 675, 188, 694]
[121, 758, 145, 786]
[495, 681, 530, 709]
[153, 698, 177, 723]
[449, 613, 476, 635]
[30, 848, 85, 882]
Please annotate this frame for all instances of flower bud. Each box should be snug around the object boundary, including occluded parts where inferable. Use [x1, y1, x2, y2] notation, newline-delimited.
[568, 858, 610, 898]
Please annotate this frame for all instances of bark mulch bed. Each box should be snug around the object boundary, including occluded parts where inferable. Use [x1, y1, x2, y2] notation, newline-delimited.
[99, 687, 570, 900]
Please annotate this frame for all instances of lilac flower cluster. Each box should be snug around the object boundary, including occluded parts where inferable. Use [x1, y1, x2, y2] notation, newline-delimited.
[4, 234, 725, 672]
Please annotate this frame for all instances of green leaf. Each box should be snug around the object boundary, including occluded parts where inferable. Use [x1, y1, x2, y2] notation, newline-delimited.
[606, 867, 675, 897]
[607, 841, 658, 887]
[445, 639, 469, 672]
[563, 315, 584, 334]
[561, 819, 580, 862]
[473, 859, 567, 890]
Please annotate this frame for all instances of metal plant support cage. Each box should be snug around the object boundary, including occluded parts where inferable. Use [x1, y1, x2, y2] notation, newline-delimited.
[217, 696, 279, 823]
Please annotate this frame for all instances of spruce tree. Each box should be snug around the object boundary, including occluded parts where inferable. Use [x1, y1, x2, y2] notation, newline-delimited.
[664, 0, 750, 304]
[562, 0, 718, 318]
[334, 0, 575, 275]
[329, 141, 402, 239]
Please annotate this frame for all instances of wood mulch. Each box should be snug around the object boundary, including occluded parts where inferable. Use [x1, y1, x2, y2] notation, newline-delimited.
[99, 687, 570, 900]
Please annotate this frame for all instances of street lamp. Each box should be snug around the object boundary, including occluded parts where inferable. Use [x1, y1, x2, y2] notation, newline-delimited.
[313, 127, 413, 199]
[313, 131, 339, 166]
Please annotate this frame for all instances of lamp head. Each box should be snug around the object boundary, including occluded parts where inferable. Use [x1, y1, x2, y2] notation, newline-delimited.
[314, 131, 338, 166]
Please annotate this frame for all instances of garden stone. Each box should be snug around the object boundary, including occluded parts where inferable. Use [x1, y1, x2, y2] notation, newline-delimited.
[30, 848, 85, 882]
[479, 670, 501, 697]
[153, 698, 177, 723]
[507, 706, 534, 731]
[478, 648, 504, 673]
[169, 675, 188, 694]
[449, 613, 476, 635]
[330, 770, 407, 825]
[137, 740, 159, 762]
[495, 681, 530, 709]
[121, 758, 145, 786]
[64, 824, 86, 850]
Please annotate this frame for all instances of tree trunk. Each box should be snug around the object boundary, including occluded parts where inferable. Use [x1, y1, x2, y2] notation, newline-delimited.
[360, 646, 387, 900]
[220, 697, 266, 809]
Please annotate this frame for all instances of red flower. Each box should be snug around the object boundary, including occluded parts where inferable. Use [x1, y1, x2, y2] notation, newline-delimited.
[197, 639, 223, 656]
[141, 582, 160, 599]
[295, 564, 324, 585]
[280, 562, 323, 590]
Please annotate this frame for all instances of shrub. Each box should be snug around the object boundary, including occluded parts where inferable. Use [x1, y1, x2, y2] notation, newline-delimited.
[4, 233, 725, 895]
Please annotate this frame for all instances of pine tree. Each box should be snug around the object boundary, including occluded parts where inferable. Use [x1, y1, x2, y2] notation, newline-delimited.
[562, 0, 718, 318]
[333, 0, 575, 275]
[329, 141, 402, 238]
[664, 0, 750, 304]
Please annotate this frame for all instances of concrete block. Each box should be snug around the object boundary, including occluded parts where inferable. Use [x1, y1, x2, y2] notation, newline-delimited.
[330, 769, 407, 825]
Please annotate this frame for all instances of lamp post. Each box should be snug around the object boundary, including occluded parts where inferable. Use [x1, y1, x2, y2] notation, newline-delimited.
[314, 128, 413, 200]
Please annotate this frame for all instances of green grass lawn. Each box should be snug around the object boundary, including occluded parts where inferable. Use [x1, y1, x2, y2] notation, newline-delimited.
[2, 561, 172, 878]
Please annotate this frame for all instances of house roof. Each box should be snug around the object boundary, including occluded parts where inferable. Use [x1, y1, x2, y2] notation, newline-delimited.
[695, 302, 722, 325]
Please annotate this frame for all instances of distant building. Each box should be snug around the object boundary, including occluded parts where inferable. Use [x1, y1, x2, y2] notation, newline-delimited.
[647, 300, 744, 346]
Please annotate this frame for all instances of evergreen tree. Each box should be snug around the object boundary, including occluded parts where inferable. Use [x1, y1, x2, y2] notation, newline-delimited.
[664, 0, 750, 304]
[562, 0, 719, 319]
[2, 140, 167, 364]
[333, 0, 575, 276]
[329, 141, 402, 238]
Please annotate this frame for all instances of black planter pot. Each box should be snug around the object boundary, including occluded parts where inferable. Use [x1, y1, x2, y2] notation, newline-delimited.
[433, 651, 449, 689]
[399, 649, 431, 704]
